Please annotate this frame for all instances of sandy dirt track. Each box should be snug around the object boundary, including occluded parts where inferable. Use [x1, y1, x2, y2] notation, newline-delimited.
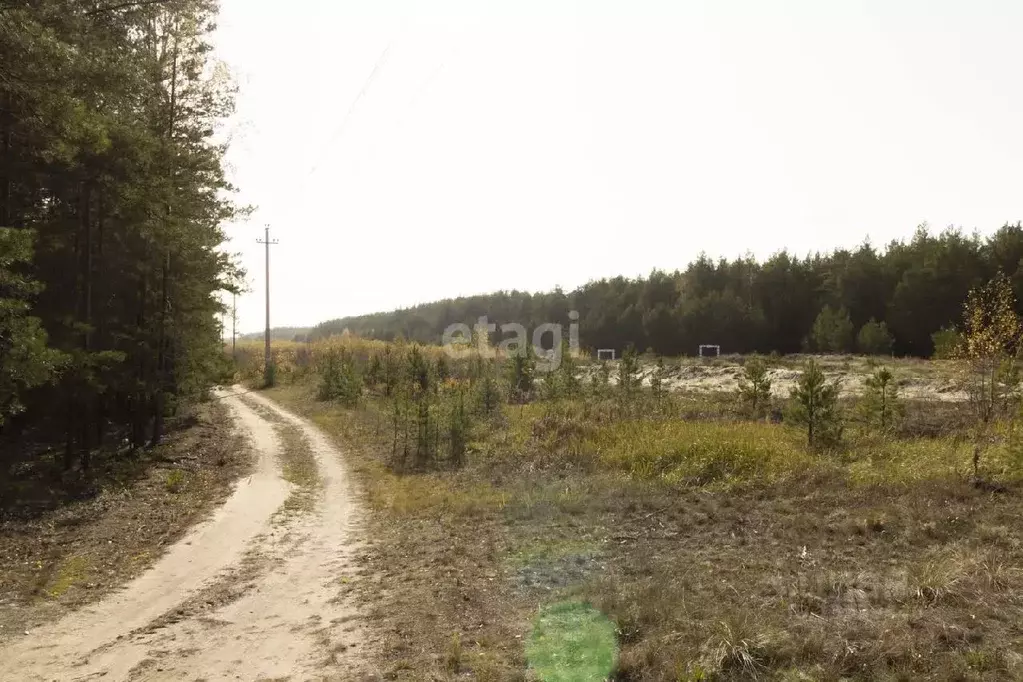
[0, 387, 368, 681]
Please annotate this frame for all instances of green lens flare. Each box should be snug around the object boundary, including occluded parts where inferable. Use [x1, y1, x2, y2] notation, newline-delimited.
[526, 601, 618, 682]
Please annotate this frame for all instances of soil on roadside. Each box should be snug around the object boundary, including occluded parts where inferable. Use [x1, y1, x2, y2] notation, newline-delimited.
[0, 399, 253, 641]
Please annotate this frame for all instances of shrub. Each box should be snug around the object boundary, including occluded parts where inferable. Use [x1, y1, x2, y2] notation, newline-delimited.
[932, 326, 962, 360]
[810, 306, 854, 353]
[857, 319, 894, 355]
[165, 469, 185, 493]
[788, 359, 842, 449]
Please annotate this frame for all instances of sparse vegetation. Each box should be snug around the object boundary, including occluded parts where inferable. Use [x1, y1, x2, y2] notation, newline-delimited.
[251, 333, 1023, 680]
[164, 469, 186, 494]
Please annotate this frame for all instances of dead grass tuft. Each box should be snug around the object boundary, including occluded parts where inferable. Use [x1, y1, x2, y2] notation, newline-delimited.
[703, 615, 778, 679]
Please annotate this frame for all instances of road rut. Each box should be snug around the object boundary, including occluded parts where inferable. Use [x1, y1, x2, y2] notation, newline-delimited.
[0, 387, 368, 681]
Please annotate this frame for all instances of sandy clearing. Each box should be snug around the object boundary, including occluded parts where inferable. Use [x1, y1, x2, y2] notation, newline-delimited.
[0, 387, 369, 681]
[585, 359, 967, 402]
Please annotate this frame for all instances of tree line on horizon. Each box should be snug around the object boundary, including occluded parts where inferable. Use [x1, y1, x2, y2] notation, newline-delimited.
[0, 1, 241, 467]
[308, 224, 1023, 358]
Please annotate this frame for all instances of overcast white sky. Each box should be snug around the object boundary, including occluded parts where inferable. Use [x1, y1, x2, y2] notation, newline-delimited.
[214, 0, 1023, 334]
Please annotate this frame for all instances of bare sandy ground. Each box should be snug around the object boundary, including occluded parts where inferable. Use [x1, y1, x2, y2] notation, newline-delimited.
[0, 387, 368, 681]
[586, 356, 967, 402]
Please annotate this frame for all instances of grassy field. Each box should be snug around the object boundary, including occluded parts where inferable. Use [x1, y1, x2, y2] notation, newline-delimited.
[251, 339, 1023, 681]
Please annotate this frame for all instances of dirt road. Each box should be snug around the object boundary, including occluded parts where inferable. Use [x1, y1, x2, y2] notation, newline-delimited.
[0, 388, 369, 681]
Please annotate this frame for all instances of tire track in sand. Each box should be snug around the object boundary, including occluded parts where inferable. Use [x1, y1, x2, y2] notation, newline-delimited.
[0, 387, 370, 681]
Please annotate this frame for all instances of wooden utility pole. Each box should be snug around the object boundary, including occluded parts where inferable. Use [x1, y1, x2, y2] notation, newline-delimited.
[257, 224, 279, 385]
[232, 291, 237, 362]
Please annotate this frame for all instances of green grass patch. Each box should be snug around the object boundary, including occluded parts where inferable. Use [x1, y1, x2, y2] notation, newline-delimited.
[846, 436, 972, 485]
[595, 420, 814, 487]
[45, 555, 89, 599]
[507, 538, 600, 567]
[362, 463, 508, 517]
[164, 468, 186, 493]
[527, 601, 618, 682]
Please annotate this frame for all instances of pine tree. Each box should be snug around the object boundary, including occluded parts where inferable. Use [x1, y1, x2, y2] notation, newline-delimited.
[317, 347, 362, 407]
[541, 364, 560, 401]
[858, 366, 903, 432]
[507, 344, 535, 404]
[737, 356, 772, 418]
[407, 345, 431, 393]
[618, 344, 641, 393]
[557, 339, 581, 397]
[475, 371, 501, 416]
[435, 355, 450, 384]
[649, 358, 665, 399]
[789, 360, 843, 449]
[448, 388, 469, 468]
[366, 353, 383, 387]
[593, 359, 612, 396]
[0, 1, 243, 462]
[0, 229, 65, 425]
[382, 347, 401, 396]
